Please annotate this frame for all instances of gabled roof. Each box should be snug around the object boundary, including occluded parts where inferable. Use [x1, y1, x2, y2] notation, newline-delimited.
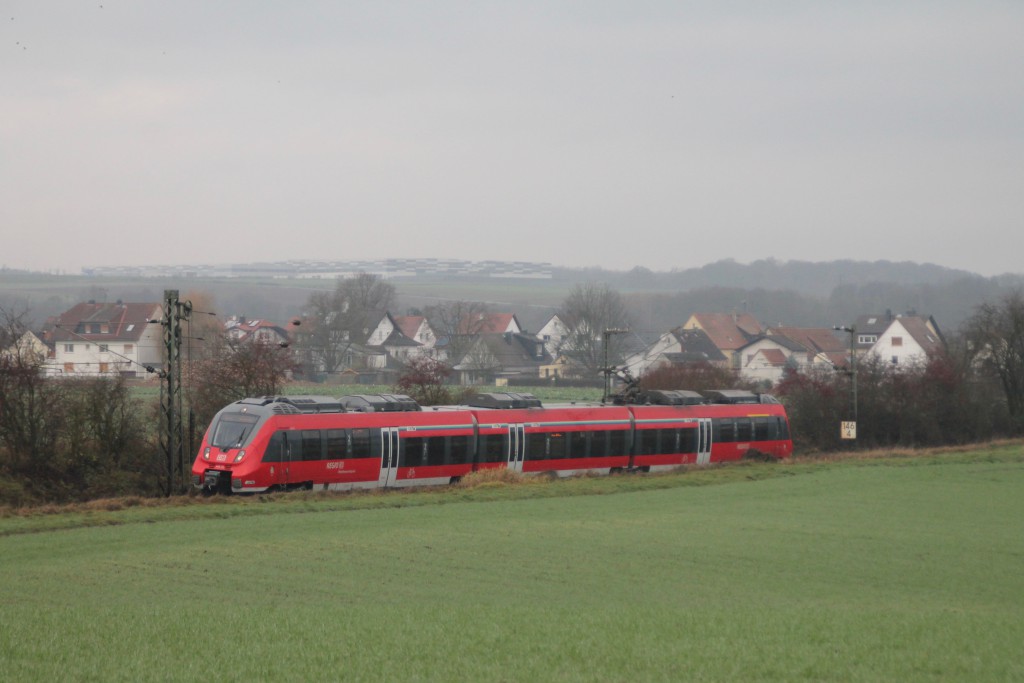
[754, 348, 788, 366]
[393, 315, 427, 340]
[376, 328, 421, 348]
[687, 312, 763, 351]
[457, 313, 521, 335]
[891, 317, 945, 356]
[454, 332, 552, 370]
[50, 302, 161, 343]
[669, 328, 727, 363]
[770, 327, 847, 354]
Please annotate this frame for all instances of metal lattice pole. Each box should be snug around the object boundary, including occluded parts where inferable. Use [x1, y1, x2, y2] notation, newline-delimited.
[158, 290, 191, 495]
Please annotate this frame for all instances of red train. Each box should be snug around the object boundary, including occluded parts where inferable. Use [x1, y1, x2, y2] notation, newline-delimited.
[191, 390, 792, 494]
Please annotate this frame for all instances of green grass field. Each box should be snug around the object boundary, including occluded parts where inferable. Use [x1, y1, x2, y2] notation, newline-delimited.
[2, 446, 1023, 681]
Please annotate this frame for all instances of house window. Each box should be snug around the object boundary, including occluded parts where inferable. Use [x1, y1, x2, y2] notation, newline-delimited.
[64, 344, 74, 353]
[858, 335, 877, 345]
[124, 344, 133, 353]
[891, 337, 903, 347]
[892, 356, 899, 365]
[99, 344, 109, 352]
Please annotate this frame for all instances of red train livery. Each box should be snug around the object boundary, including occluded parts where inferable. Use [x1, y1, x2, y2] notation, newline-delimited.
[191, 390, 793, 494]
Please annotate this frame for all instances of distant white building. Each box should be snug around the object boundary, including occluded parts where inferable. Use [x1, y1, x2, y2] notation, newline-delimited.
[871, 315, 944, 366]
[48, 301, 163, 377]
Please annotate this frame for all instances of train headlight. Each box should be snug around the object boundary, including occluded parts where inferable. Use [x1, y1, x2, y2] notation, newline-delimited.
[233, 450, 246, 463]
[202, 447, 211, 461]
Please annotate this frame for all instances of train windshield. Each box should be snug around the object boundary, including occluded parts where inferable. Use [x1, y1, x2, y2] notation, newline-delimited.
[210, 413, 260, 449]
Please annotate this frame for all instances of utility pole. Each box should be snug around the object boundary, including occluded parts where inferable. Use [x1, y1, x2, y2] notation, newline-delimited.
[157, 290, 192, 495]
[601, 328, 628, 403]
[834, 324, 858, 440]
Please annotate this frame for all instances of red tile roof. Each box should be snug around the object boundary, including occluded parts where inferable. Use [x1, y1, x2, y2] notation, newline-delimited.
[757, 348, 788, 366]
[50, 302, 162, 343]
[394, 315, 426, 339]
[457, 313, 519, 335]
[690, 313, 763, 351]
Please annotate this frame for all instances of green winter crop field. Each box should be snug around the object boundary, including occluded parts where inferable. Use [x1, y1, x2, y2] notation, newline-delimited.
[2, 445, 1023, 682]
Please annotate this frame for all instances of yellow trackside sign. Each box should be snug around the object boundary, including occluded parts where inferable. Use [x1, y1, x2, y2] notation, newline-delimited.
[841, 421, 857, 440]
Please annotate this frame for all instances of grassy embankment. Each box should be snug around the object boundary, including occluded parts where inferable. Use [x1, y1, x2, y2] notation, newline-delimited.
[1, 443, 1022, 681]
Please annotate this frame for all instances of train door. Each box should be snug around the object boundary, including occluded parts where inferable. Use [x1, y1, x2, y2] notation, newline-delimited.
[274, 431, 294, 488]
[507, 424, 526, 473]
[378, 427, 400, 488]
[697, 418, 712, 465]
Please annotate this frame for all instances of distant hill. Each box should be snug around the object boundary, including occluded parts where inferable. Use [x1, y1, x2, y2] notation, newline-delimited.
[555, 258, 987, 293]
[3, 259, 1022, 335]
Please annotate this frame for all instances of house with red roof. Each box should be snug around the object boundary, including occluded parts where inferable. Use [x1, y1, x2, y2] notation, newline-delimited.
[48, 301, 163, 377]
[456, 312, 522, 335]
[738, 327, 848, 384]
[680, 312, 764, 369]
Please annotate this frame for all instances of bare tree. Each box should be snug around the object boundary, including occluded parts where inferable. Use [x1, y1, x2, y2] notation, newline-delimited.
[299, 273, 396, 377]
[0, 305, 60, 480]
[395, 356, 454, 405]
[425, 299, 490, 365]
[558, 283, 632, 377]
[963, 290, 1024, 431]
[188, 334, 295, 433]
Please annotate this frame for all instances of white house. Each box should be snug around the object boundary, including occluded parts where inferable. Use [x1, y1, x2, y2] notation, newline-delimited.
[536, 314, 569, 357]
[622, 328, 727, 378]
[871, 315, 944, 367]
[739, 327, 849, 384]
[48, 302, 163, 378]
[225, 316, 290, 346]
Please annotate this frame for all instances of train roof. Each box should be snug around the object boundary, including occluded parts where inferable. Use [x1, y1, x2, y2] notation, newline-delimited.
[235, 395, 348, 414]
[338, 394, 422, 412]
[466, 392, 543, 409]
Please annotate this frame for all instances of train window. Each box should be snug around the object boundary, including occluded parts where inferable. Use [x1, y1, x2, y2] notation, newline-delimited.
[528, 432, 548, 459]
[449, 435, 472, 464]
[301, 430, 322, 461]
[568, 431, 587, 459]
[715, 419, 735, 443]
[608, 430, 629, 456]
[426, 436, 447, 466]
[656, 429, 678, 455]
[211, 413, 260, 449]
[263, 431, 285, 462]
[679, 427, 697, 453]
[778, 417, 790, 440]
[351, 429, 373, 458]
[635, 429, 655, 456]
[548, 433, 567, 459]
[754, 417, 773, 441]
[401, 437, 426, 468]
[478, 434, 507, 463]
[736, 419, 753, 442]
[326, 429, 348, 459]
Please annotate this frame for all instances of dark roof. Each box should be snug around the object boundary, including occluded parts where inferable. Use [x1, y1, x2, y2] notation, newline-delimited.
[770, 327, 848, 354]
[668, 328, 727, 363]
[894, 317, 945, 355]
[454, 333, 552, 372]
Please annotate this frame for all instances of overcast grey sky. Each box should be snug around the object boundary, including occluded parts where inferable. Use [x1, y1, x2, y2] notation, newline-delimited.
[3, 1, 1022, 276]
